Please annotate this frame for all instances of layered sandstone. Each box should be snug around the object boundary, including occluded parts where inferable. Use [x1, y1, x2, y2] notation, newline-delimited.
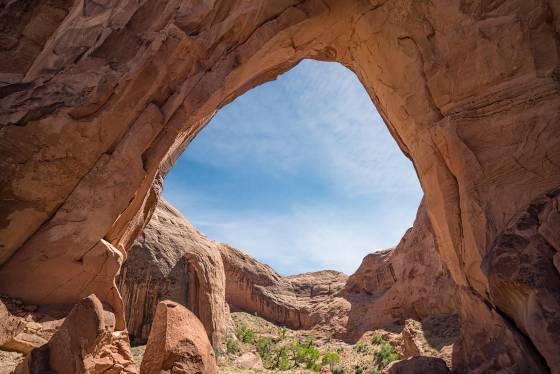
[117, 199, 227, 347]
[140, 300, 216, 374]
[1, 1, 559, 372]
[219, 243, 347, 329]
[339, 202, 458, 339]
[218, 202, 458, 341]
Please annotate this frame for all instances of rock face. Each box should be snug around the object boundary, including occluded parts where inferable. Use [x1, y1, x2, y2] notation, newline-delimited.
[17, 294, 136, 374]
[1, 1, 560, 372]
[140, 300, 217, 374]
[219, 243, 347, 330]
[218, 202, 457, 341]
[340, 202, 458, 339]
[117, 199, 227, 347]
[383, 356, 450, 374]
[482, 188, 560, 372]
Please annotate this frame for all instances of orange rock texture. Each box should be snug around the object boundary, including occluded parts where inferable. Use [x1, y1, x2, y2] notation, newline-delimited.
[140, 300, 217, 374]
[117, 199, 227, 347]
[1, 1, 559, 372]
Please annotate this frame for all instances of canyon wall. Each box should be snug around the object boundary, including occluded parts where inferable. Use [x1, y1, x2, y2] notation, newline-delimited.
[117, 199, 227, 347]
[1, 0, 559, 371]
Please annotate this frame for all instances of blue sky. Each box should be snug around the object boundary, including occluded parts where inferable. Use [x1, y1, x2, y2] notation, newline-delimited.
[163, 60, 423, 275]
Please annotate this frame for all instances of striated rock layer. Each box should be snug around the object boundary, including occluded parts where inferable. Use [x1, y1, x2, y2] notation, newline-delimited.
[219, 243, 347, 330]
[117, 199, 227, 347]
[1, 0, 560, 372]
[218, 201, 458, 341]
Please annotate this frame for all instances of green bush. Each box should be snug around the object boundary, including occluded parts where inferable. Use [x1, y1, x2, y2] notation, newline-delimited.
[322, 351, 341, 371]
[332, 368, 345, 374]
[235, 326, 255, 343]
[294, 339, 322, 370]
[278, 354, 292, 371]
[371, 334, 384, 345]
[373, 341, 400, 368]
[256, 337, 273, 358]
[277, 327, 288, 341]
[226, 336, 239, 354]
[354, 342, 369, 354]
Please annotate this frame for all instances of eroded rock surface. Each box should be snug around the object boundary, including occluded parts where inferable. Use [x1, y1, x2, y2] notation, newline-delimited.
[17, 294, 136, 374]
[1, 1, 559, 371]
[383, 356, 450, 374]
[117, 199, 227, 347]
[219, 243, 347, 330]
[340, 202, 458, 339]
[140, 300, 216, 374]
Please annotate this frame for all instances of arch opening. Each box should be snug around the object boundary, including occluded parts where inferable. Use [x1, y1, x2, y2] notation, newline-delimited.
[163, 59, 423, 275]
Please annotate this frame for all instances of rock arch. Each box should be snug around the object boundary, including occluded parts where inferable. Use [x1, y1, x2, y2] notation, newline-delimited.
[1, 0, 559, 372]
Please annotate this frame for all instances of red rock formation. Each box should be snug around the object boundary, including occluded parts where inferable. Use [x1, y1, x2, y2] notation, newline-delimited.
[482, 188, 560, 372]
[219, 243, 347, 330]
[117, 199, 227, 347]
[140, 300, 216, 374]
[383, 356, 450, 374]
[17, 294, 136, 374]
[1, 1, 559, 371]
[340, 202, 458, 339]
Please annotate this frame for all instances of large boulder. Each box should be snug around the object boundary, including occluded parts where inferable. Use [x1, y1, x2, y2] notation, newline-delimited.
[140, 300, 216, 374]
[17, 294, 136, 374]
[383, 356, 450, 374]
[118, 199, 227, 347]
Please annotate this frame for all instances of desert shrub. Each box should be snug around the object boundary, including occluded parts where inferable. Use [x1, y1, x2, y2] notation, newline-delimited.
[322, 351, 341, 371]
[278, 354, 292, 371]
[354, 342, 370, 354]
[373, 341, 399, 368]
[256, 337, 273, 358]
[226, 336, 240, 354]
[235, 325, 255, 343]
[354, 366, 363, 374]
[295, 339, 322, 370]
[371, 334, 384, 345]
[332, 368, 345, 374]
[277, 327, 288, 341]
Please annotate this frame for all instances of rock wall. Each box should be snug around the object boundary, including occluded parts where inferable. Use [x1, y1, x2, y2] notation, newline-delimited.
[219, 243, 347, 329]
[1, 1, 560, 371]
[341, 202, 458, 339]
[117, 199, 227, 347]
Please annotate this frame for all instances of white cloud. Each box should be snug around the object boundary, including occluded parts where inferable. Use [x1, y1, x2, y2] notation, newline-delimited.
[164, 60, 423, 275]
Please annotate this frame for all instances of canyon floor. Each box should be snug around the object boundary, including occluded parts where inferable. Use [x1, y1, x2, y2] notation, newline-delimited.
[129, 311, 459, 374]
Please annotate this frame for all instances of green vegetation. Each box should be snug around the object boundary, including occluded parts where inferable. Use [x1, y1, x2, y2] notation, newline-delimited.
[235, 326, 255, 343]
[371, 334, 384, 345]
[354, 341, 370, 354]
[322, 351, 341, 371]
[226, 335, 240, 354]
[373, 341, 399, 368]
[227, 314, 403, 373]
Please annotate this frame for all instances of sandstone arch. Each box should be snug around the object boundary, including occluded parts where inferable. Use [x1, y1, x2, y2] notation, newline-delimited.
[1, 0, 559, 372]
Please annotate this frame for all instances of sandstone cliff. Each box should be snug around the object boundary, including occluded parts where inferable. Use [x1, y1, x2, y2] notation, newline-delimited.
[219, 243, 347, 330]
[117, 199, 227, 347]
[1, 0, 560, 371]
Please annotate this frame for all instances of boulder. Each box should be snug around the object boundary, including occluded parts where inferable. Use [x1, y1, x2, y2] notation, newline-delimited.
[382, 356, 450, 374]
[140, 300, 216, 374]
[234, 352, 263, 370]
[17, 294, 136, 374]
